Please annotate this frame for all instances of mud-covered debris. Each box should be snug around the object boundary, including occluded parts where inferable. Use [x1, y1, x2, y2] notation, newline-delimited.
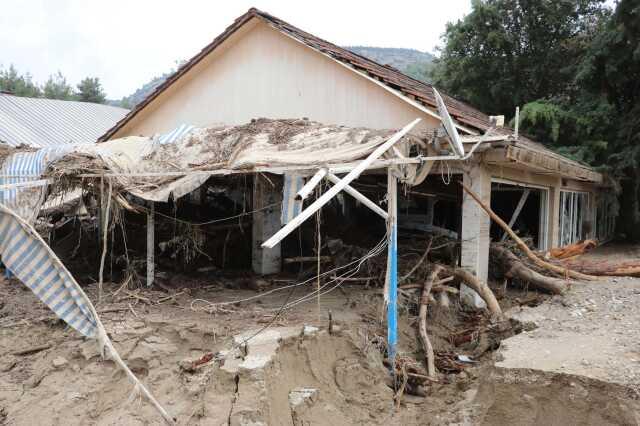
[289, 387, 319, 425]
[52, 356, 68, 369]
[302, 325, 319, 336]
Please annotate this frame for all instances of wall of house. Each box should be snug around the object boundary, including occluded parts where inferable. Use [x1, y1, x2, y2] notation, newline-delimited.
[112, 18, 439, 138]
[485, 163, 602, 247]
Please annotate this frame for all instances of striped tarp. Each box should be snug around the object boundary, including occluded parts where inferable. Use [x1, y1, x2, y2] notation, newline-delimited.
[0, 146, 76, 222]
[281, 174, 304, 225]
[156, 123, 194, 145]
[0, 204, 97, 337]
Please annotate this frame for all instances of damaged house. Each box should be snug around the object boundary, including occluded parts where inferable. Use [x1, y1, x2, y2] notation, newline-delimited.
[98, 9, 612, 305]
[0, 8, 622, 424]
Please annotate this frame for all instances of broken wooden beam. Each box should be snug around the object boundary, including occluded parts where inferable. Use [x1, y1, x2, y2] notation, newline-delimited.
[419, 265, 442, 378]
[459, 181, 597, 281]
[491, 245, 567, 294]
[262, 118, 421, 248]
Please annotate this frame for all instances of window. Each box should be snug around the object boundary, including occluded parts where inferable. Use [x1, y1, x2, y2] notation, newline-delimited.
[559, 191, 590, 246]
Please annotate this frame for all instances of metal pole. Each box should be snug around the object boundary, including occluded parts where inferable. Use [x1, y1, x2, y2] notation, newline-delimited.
[387, 168, 398, 362]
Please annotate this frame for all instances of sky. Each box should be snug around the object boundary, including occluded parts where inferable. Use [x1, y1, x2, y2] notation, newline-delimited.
[0, 0, 472, 99]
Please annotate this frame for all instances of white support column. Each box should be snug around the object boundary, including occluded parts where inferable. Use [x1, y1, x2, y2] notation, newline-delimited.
[146, 203, 155, 287]
[460, 163, 491, 308]
[252, 174, 282, 275]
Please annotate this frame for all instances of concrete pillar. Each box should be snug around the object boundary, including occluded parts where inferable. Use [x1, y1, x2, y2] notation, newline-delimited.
[252, 174, 282, 275]
[548, 177, 562, 248]
[460, 163, 491, 308]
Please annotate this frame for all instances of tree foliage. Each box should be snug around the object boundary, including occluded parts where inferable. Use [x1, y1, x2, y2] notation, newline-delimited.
[75, 77, 106, 104]
[434, 0, 640, 239]
[0, 65, 42, 97]
[43, 71, 74, 100]
[0, 65, 108, 104]
[431, 0, 609, 116]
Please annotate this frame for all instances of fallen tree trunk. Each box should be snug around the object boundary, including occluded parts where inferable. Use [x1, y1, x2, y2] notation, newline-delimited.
[460, 182, 598, 281]
[561, 259, 640, 277]
[419, 265, 442, 378]
[491, 245, 567, 294]
[438, 264, 502, 317]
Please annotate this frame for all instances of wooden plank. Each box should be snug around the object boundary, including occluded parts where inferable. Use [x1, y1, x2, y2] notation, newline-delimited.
[500, 189, 530, 242]
[296, 168, 327, 200]
[76, 157, 423, 178]
[325, 172, 388, 220]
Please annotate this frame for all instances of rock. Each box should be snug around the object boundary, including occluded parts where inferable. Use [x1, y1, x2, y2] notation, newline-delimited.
[289, 387, 319, 425]
[78, 341, 100, 361]
[130, 321, 146, 329]
[289, 387, 318, 408]
[302, 325, 319, 336]
[52, 356, 68, 368]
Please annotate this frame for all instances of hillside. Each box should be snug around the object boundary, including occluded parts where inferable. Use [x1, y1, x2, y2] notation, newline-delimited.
[345, 46, 434, 81]
[117, 47, 434, 108]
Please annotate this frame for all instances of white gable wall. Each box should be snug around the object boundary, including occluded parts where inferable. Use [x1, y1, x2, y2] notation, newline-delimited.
[112, 18, 438, 138]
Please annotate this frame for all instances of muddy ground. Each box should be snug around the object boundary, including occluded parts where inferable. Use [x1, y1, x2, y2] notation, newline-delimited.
[1, 246, 640, 425]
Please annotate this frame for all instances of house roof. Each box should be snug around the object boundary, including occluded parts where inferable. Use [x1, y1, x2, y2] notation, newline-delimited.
[98, 8, 601, 183]
[0, 93, 128, 148]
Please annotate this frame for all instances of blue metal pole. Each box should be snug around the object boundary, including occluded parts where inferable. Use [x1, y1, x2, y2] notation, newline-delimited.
[387, 169, 398, 362]
[387, 219, 398, 360]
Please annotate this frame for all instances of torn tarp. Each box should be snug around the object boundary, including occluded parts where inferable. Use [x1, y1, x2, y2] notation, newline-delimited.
[0, 145, 77, 223]
[0, 204, 97, 336]
[46, 118, 418, 203]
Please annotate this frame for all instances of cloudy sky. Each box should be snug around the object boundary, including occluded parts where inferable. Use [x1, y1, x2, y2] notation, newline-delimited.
[0, 0, 472, 99]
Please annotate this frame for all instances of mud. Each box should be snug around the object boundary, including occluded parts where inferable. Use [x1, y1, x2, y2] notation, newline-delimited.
[1, 267, 640, 425]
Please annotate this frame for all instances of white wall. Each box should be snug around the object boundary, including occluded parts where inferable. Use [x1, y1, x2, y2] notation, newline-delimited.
[113, 18, 437, 138]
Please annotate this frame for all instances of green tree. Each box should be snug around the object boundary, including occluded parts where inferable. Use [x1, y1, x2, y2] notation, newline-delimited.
[0, 65, 42, 97]
[43, 71, 74, 100]
[435, 0, 640, 240]
[75, 77, 106, 103]
[431, 0, 609, 116]
[574, 0, 640, 238]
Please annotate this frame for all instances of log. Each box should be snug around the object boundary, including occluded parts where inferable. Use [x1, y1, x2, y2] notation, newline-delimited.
[419, 265, 442, 378]
[12, 344, 52, 356]
[491, 245, 567, 294]
[459, 182, 597, 281]
[439, 264, 503, 317]
[561, 259, 640, 277]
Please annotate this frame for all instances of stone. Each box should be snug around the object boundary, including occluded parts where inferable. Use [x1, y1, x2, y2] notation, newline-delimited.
[52, 357, 68, 369]
[130, 321, 146, 329]
[289, 387, 319, 426]
[289, 387, 318, 407]
[302, 325, 319, 336]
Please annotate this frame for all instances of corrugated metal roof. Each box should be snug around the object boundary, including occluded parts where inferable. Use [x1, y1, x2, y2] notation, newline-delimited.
[0, 93, 128, 148]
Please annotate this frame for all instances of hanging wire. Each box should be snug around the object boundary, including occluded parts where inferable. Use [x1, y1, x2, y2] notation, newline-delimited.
[190, 233, 387, 312]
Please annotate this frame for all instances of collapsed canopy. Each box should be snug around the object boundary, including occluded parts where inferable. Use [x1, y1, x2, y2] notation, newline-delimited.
[45, 118, 422, 202]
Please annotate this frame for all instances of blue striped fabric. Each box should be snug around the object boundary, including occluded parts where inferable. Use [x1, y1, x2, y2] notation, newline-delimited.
[0, 205, 97, 337]
[281, 174, 304, 225]
[0, 146, 76, 221]
[157, 123, 194, 145]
